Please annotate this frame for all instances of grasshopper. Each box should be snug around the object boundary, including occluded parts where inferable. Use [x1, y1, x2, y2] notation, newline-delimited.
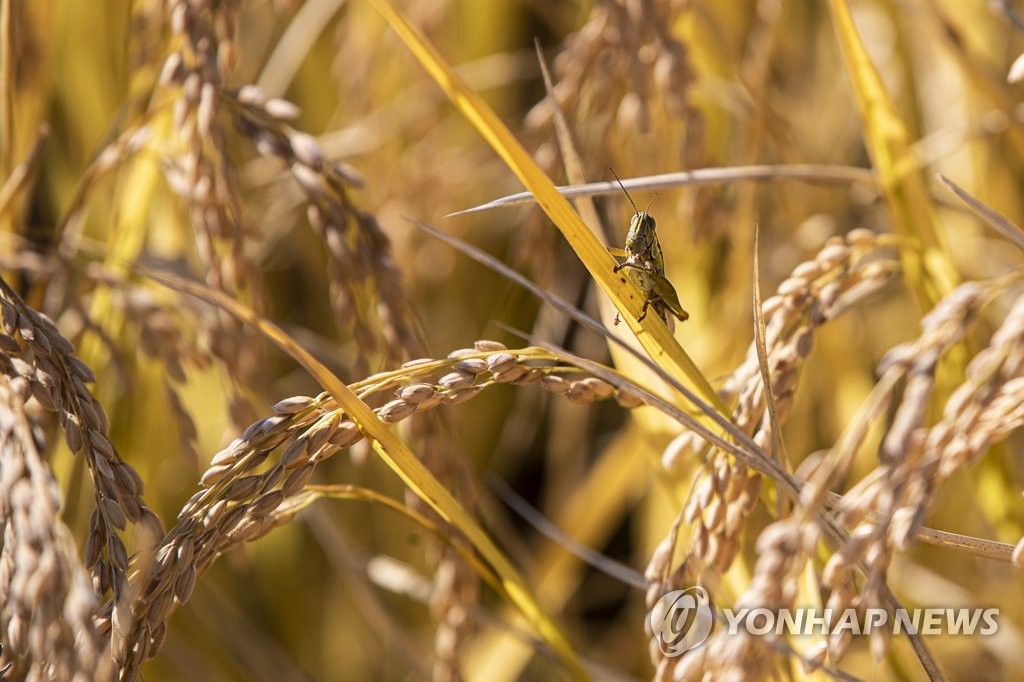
[608, 170, 689, 327]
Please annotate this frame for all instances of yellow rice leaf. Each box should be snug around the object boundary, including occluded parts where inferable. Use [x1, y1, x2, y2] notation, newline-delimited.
[828, 0, 958, 307]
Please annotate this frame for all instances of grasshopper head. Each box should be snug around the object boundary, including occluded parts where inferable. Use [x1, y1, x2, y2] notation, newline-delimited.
[625, 211, 657, 255]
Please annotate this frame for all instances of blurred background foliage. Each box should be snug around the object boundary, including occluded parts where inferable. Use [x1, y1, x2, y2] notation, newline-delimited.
[4, 0, 1024, 679]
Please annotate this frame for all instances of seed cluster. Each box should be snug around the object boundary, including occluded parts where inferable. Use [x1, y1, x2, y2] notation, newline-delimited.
[815, 283, 1024, 663]
[666, 229, 895, 470]
[0, 282, 160, 678]
[226, 85, 423, 376]
[0, 381, 109, 681]
[643, 230, 911, 674]
[655, 231, 895, 587]
[110, 340, 647, 670]
[927, 292, 1024, 499]
[669, 521, 820, 681]
[526, 0, 696, 138]
[649, 256, 1024, 674]
[159, 0, 263, 428]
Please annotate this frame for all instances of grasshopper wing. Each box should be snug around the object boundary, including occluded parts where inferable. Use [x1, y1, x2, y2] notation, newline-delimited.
[651, 272, 690, 322]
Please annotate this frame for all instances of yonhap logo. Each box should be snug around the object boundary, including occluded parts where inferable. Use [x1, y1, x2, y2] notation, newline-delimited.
[647, 584, 1000, 660]
[648, 586, 714, 656]
[0, 642, 10, 678]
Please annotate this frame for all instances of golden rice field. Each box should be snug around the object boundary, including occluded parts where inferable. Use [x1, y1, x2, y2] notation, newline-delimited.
[1, 1, 1023, 680]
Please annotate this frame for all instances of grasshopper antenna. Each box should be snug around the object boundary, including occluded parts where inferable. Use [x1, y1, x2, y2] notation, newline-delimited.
[609, 167, 640, 216]
[643, 193, 656, 214]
